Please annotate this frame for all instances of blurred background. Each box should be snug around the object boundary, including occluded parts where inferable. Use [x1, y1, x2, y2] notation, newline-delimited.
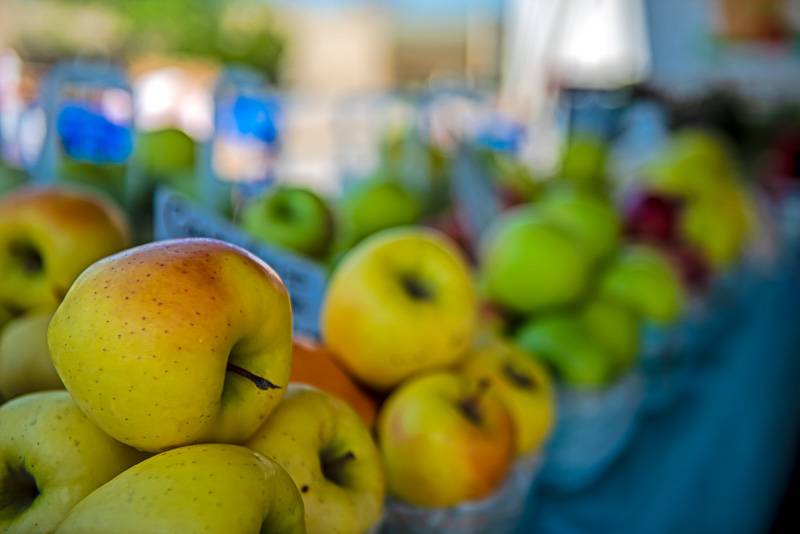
[2, 0, 800, 532]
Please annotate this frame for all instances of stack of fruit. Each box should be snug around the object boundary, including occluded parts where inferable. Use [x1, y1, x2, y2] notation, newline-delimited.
[626, 128, 756, 293]
[1, 231, 387, 534]
[0, 182, 556, 533]
[320, 228, 555, 530]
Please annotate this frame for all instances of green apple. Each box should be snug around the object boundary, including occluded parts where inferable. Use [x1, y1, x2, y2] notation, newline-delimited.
[0, 187, 130, 315]
[0, 391, 145, 534]
[246, 384, 384, 534]
[242, 185, 333, 258]
[680, 185, 752, 269]
[480, 208, 592, 313]
[0, 313, 62, 400]
[48, 238, 293, 452]
[378, 371, 515, 507]
[136, 128, 196, 179]
[516, 314, 613, 390]
[461, 340, 556, 455]
[598, 245, 686, 325]
[322, 228, 477, 390]
[578, 298, 641, 374]
[557, 133, 610, 193]
[56, 444, 306, 534]
[537, 187, 621, 261]
[644, 129, 734, 198]
[335, 178, 422, 249]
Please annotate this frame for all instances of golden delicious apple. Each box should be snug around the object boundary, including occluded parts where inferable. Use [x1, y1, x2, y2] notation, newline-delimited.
[247, 384, 384, 534]
[0, 313, 62, 399]
[0, 187, 130, 314]
[322, 228, 477, 390]
[378, 371, 515, 507]
[461, 341, 555, 455]
[0, 391, 145, 534]
[680, 185, 754, 269]
[56, 444, 306, 534]
[48, 238, 293, 452]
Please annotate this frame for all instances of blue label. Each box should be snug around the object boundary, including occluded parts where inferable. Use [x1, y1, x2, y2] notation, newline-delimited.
[452, 143, 501, 241]
[476, 115, 525, 154]
[153, 187, 327, 339]
[56, 101, 133, 164]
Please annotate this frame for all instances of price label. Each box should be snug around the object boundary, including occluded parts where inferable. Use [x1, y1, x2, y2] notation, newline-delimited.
[451, 142, 502, 243]
[154, 187, 327, 339]
[33, 61, 140, 210]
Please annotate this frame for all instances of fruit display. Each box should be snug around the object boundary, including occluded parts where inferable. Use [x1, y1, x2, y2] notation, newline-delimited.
[0, 56, 783, 532]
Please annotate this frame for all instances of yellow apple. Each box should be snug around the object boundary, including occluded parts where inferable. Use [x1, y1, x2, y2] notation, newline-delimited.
[0, 312, 62, 399]
[0, 391, 145, 534]
[322, 228, 477, 390]
[378, 371, 515, 507]
[0, 186, 130, 314]
[246, 384, 384, 534]
[461, 340, 555, 455]
[680, 184, 754, 269]
[56, 444, 306, 534]
[48, 238, 293, 452]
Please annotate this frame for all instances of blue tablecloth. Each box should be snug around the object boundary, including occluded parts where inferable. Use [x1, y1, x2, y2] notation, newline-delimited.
[517, 255, 800, 533]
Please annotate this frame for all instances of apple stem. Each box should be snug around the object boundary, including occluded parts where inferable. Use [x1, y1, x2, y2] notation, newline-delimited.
[226, 363, 281, 391]
[460, 378, 490, 425]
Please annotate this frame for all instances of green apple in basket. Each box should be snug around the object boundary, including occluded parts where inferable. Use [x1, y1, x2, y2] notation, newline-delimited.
[242, 185, 333, 259]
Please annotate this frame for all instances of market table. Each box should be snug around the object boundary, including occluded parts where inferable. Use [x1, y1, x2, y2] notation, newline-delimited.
[516, 252, 800, 534]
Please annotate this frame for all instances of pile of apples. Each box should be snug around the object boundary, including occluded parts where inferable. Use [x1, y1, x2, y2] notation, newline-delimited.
[0, 184, 557, 533]
[0, 187, 382, 533]
[624, 129, 756, 292]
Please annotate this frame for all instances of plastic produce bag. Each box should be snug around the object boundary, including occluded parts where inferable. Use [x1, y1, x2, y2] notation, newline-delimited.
[380, 454, 541, 534]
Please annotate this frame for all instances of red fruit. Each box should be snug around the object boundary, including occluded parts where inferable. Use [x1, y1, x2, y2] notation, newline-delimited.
[624, 191, 684, 246]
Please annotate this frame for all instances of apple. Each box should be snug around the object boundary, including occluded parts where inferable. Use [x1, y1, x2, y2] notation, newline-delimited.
[335, 178, 422, 249]
[0, 187, 130, 315]
[0, 312, 62, 399]
[480, 208, 592, 313]
[242, 185, 333, 258]
[461, 340, 555, 455]
[680, 185, 753, 269]
[598, 245, 686, 325]
[56, 444, 306, 534]
[537, 187, 621, 261]
[378, 371, 515, 507]
[48, 238, 293, 452]
[322, 228, 477, 390]
[0, 391, 145, 534]
[515, 314, 613, 390]
[290, 337, 378, 427]
[644, 129, 733, 198]
[578, 298, 641, 374]
[135, 128, 196, 180]
[623, 191, 683, 246]
[246, 384, 384, 534]
[557, 133, 610, 193]
[0, 304, 12, 332]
